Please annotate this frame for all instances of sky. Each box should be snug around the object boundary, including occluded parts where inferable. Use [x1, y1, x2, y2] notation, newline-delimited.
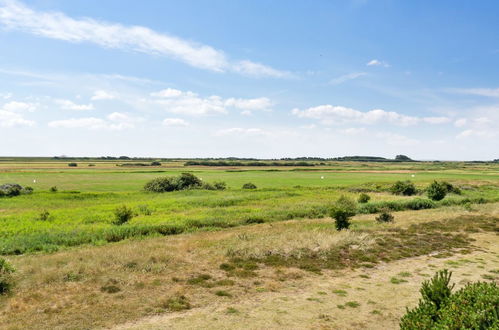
[0, 0, 498, 160]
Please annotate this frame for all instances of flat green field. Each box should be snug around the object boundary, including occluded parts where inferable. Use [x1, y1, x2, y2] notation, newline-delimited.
[1, 159, 498, 255]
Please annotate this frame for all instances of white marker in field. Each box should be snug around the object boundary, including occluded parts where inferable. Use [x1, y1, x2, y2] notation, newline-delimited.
[411, 174, 415, 178]
[321, 176, 324, 179]
[33, 179, 36, 183]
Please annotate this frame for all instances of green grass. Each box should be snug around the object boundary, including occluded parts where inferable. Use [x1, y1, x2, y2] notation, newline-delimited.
[1, 161, 498, 255]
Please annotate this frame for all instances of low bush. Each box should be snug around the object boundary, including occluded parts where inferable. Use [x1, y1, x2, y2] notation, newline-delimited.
[213, 181, 227, 190]
[144, 173, 203, 192]
[113, 205, 134, 225]
[330, 195, 357, 230]
[375, 210, 394, 223]
[242, 183, 257, 189]
[38, 210, 50, 221]
[50, 186, 58, 192]
[427, 181, 447, 201]
[390, 180, 417, 196]
[0, 258, 15, 295]
[400, 270, 498, 329]
[67, 162, 78, 167]
[0, 183, 22, 197]
[150, 161, 161, 166]
[358, 193, 371, 203]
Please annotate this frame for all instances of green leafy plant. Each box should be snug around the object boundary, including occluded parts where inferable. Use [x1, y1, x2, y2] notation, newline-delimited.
[113, 205, 134, 225]
[330, 195, 357, 230]
[49, 186, 58, 192]
[38, 210, 50, 221]
[358, 193, 371, 203]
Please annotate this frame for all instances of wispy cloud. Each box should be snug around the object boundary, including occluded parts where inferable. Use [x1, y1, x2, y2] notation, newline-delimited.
[449, 87, 499, 98]
[48, 112, 142, 130]
[0, 0, 289, 78]
[292, 105, 449, 126]
[366, 59, 390, 67]
[329, 72, 367, 85]
[215, 127, 267, 136]
[162, 118, 189, 127]
[91, 90, 116, 101]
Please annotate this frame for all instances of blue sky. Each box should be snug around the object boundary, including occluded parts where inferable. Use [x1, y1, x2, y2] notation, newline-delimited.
[0, 0, 498, 160]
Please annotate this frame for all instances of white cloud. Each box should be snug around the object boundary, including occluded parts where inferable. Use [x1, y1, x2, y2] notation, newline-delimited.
[56, 99, 94, 111]
[215, 127, 267, 136]
[366, 59, 390, 67]
[292, 105, 428, 126]
[0, 0, 288, 77]
[3, 100, 37, 112]
[48, 112, 142, 130]
[329, 72, 367, 85]
[339, 127, 366, 135]
[456, 129, 496, 139]
[91, 90, 115, 100]
[451, 88, 499, 98]
[0, 109, 34, 127]
[375, 132, 419, 146]
[150, 88, 272, 116]
[1, 92, 12, 99]
[162, 118, 189, 127]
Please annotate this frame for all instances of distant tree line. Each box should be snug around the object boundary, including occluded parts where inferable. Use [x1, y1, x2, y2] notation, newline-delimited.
[184, 160, 315, 167]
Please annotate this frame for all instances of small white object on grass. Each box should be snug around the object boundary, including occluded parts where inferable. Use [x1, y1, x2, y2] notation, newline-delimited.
[33, 179, 36, 183]
[411, 174, 415, 178]
[320, 176, 324, 179]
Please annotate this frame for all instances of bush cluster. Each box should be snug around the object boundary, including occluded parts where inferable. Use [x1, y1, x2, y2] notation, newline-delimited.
[67, 162, 78, 167]
[375, 209, 394, 223]
[0, 183, 33, 198]
[144, 173, 227, 192]
[390, 180, 418, 196]
[400, 269, 498, 329]
[426, 181, 447, 201]
[0, 258, 15, 295]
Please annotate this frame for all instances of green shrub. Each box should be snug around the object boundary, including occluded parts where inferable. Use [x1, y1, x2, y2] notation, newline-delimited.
[22, 186, 33, 194]
[358, 193, 371, 203]
[137, 204, 152, 216]
[213, 181, 227, 190]
[144, 173, 202, 192]
[427, 181, 447, 201]
[390, 180, 417, 196]
[38, 210, 50, 221]
[0, 258, 15, 295]
[144, 177, 178, 192]
[0, 184, 22, 197]
[405, 198, 435, 210]
[242, 183, 257, 189]
[150, 161, 161, 166]
[113, 205, 134, 225]
[441, 181, 461, 195]
[67, 162, 78, 167]
[400, 270, 498, 329]
[49, 186, 58, 192]
[161, 295, 191, 311]
[330, 195, 357, 230]
[375, 210, 394, 223]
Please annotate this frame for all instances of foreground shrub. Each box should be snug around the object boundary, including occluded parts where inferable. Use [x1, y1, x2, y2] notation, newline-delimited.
[375, 210, 394, 223]
[113, 205, 134, 225]
[441, 181, 461, 195]
[330, 195, 357, 230]
[38, 210, 50, 221]
[213, 181, 227, 190]
[358, 193, 371, 203]
[390, 180, 417, 196]
[242, 183, 257, 189]
[427, 181, 447, 201]
[0, 258, 15, 295]
[400, 270, 498, 329]
[49, 186, 58, 192]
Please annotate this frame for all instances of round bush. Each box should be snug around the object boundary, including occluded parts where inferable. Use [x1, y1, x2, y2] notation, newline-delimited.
[144, 177, 179, 192]
[358, 193, 371, 203]
[330, 195, 357, 230]
[113, 205, 134, 225]
[375, 210, 394, 223]
[242, 183, 257, 189]
[427, 181, 447, 201]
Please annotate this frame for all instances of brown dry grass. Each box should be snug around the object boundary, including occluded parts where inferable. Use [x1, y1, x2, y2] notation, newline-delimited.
[0, 203, 497, 330]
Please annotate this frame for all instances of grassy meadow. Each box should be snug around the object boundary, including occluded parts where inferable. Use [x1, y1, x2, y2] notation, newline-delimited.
[0, 158, 498, 329]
